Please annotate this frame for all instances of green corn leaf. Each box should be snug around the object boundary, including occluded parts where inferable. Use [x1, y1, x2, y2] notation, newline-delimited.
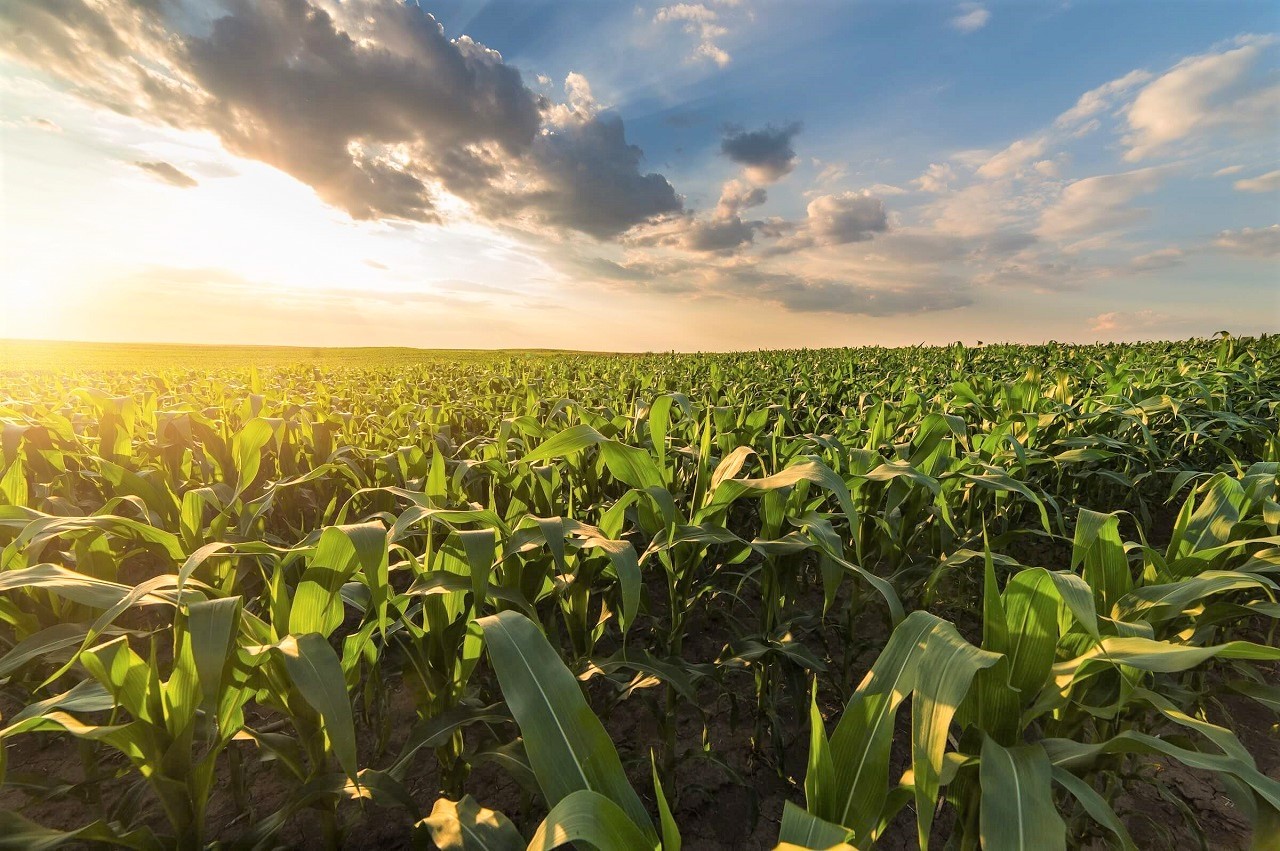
[911, 619, 1002, 848]
[526, 789, 653, 851]
[276, 633, 358, 784]
[231, 417, 277, 500]
[652, 752, 681, 851]
[1049, 766, 1137, 851]
[0, 811, 161, 851]
[478, 611, 656, 843]
[185, 596, 242, 727]
[778, 801, 853, 849]
[827, 611, 938, 836]
[979, 739, 1066, 851]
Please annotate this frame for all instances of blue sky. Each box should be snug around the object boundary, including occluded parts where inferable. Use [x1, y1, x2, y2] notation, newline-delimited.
[0, 0, 1276, 349]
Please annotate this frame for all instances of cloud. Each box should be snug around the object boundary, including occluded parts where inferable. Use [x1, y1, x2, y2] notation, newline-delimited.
[714, 178, 767, 218]
[1037, 165, 1175, 240]
[1055, 69, 1153, 130]
[0, 0, 679, 239]
[24, 116, 62, 132]
[133, 160, 198, 188]
[1214, 224, 1280, 257]
[1089, 309, 1164, 334]
[712, 267, 971, 315]
[1214, 165, 1245, 176]
[927, 180, 1045, 237]
[915, 163, 956, 194]
[624, 180, 766, 254]
[522, 107, 682, 238]
[767, 192, 888, 253]
[1123, 35, 1280, 161]
[1234, 169, 1280, 193]
[804, 192, 889, 244]
[951, 3, 990, 33]
[975, 136, 1050, 179]
[1126, 247, 1184, 273]
[653, 2, 739, 67]
[721, 122, 802, 183]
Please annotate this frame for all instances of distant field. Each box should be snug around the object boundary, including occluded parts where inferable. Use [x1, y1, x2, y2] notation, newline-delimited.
[0, 339, 596, 372]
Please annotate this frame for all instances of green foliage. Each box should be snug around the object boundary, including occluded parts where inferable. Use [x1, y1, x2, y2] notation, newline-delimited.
[0, 335, 1276, 848]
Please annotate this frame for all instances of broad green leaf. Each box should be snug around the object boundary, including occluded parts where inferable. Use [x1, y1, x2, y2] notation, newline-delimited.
[479, 611, 655, 842]
[276, 633, 358, 783]
[526, 789, 653, 851]
[979, 739, 1065, 851]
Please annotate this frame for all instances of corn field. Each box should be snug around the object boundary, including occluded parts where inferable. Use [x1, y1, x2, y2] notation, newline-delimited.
[0, 335, 1277, 850]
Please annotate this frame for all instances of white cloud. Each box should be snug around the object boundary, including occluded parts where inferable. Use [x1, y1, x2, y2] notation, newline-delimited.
[951, 4, 990, 33]
[653, 2, 741, 67]
[1033, 160, 1061, 178]
[1037, 166, 1175, 240]
[927, 179, 1049, 237]
[1055, 69, 1153, 130]
[914, 162, 956, 194]
[1126, 247, 1183, 273]
[1214, 164, 1245, 176]
[1215, 224, 1280, 257]
[1234, 169, 1280, 193]
[1089, 309, 1164, 334]
[975, 136, 1050, 179]
[1123, 35, 1280, 161]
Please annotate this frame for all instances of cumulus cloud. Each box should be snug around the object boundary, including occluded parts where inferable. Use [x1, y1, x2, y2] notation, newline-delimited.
[524, 108, 682, 238]
[804, 192, 889, 244]
[721, 122, 802, 183]
[1037, 165, 1175, 240]
[1233, 169, 1280, 193]
[624, 179, 767, 254]
[767, 192, 888, 253]
[1214, 224, 1280, 257]
[0, 0, 679, 238]
[133, 160, 198, 188]
[951, 3, 989, 33]
[1123, 35, 1280, 161]
[915, 163, 955, 194]
[714, 178, 767, 218]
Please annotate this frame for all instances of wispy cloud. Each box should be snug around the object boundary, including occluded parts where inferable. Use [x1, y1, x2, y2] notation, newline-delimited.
[133, 161, 198, 188]
[1233, 169, 1280, 193]
[653, 1, 747, 67]
[951, 3, 990, 33]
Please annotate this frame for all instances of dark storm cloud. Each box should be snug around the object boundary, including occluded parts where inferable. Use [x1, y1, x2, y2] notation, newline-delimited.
[720, 121, 802, 182]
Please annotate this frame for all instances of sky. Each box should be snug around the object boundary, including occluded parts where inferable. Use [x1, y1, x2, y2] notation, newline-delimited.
[0, 0, 1277, 351]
